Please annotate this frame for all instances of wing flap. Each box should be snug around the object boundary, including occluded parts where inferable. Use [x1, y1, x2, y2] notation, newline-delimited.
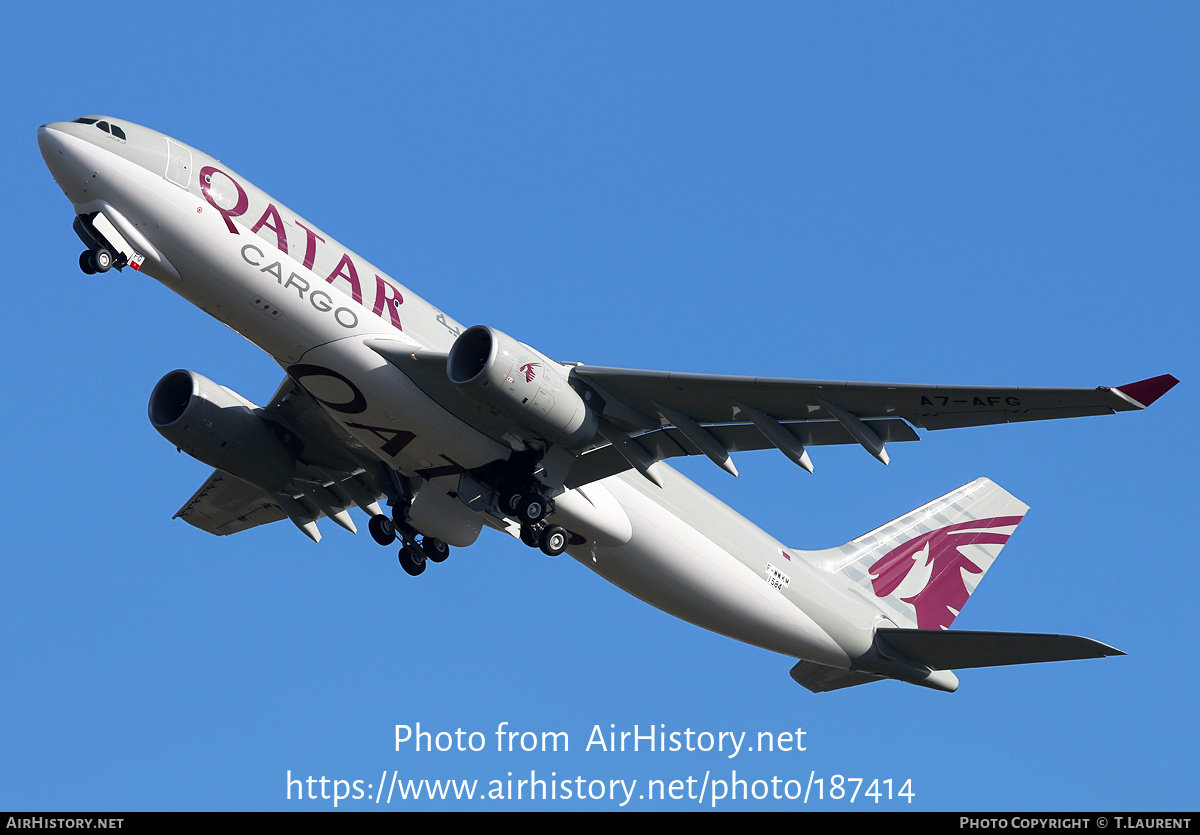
[174, 466, 385, 541]
[174, 471, 286, 536]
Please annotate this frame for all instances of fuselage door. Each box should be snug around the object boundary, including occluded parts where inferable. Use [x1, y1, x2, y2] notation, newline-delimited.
[165, 139, 192, 189]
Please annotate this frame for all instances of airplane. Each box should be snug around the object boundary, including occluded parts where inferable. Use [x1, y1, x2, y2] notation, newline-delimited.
[38, 116, 1177, 693]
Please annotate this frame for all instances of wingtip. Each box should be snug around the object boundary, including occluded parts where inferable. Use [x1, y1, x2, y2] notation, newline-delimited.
[1070, 635, 1125, 658]
[1115, 374, 1180, 408]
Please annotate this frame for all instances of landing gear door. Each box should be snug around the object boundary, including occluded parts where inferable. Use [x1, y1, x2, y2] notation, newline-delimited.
[89, 211, 136, 267]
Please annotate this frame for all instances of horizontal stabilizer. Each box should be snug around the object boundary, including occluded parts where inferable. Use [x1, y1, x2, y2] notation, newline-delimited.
[874, 628, 1124, 671]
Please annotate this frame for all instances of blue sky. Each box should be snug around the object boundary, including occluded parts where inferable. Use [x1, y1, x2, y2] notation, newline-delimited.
[5, 2, 1196, 811]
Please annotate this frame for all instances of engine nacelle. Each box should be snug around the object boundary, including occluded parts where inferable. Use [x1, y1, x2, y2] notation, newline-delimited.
[148, 369, 296, 493]
[447, 325, 598, 448]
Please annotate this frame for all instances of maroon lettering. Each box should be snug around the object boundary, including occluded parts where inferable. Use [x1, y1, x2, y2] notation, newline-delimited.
[345, 422, 416, 458]
[295, 220, 325, 270]
[250, 203, 288, 254]
[199, 166, 249, 234]
[325, 254, 363, 304]
[372, 275, 404, 330]
[286, 364, 368, 414]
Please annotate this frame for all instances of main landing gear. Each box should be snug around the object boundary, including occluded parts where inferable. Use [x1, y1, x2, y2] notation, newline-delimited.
[367, 512, 450, 577]
[500, 489, 548, 526]
[501, 488, 569, 557]
[518, 520, 569, 557]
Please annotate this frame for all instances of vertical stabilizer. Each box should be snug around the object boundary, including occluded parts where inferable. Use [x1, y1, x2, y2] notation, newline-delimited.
[807, 478, 1028, 630]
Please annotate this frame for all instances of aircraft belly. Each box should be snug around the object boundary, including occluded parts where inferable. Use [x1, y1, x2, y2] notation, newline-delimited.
[294, 338, 511, 472]
[549, 484, 633, 547]
[575, 475, 850, 669]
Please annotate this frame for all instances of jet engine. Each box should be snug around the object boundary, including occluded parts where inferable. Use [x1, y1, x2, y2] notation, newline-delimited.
[447, 325, 598, 448]
[148, 369, 296, 492]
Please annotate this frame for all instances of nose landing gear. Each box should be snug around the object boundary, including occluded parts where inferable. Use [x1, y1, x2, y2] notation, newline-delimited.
[78, 247, 114, 275]
[72, 215, 125, 275]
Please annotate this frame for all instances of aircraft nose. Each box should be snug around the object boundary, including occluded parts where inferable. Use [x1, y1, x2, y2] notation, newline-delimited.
[38, 122, 70, 160]
[38, 122, 90, 202]
[38, 122, 81, 174]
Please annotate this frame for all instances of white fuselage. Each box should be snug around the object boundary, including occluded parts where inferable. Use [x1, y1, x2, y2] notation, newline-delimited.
[39, 119, 875, 674]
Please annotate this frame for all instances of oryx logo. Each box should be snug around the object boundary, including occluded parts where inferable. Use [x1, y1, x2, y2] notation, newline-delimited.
[520, 362, 540, 383]
[868, 516, 1022, 630]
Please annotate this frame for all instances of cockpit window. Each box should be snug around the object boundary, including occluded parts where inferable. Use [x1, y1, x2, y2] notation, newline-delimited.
[87, 120, 127, 143]
[69, 117, 126, 142]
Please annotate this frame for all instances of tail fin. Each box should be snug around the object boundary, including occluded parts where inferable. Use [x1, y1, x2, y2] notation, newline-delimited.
[807, 478, 1029, 630]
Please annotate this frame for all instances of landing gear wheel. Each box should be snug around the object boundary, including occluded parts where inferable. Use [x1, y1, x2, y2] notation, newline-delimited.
[79, 251, 97, 275]
[92, 248, 113, 272]
[500, 490, 523, 515]
[519, 524, 540, 548]
[369, 514, 397, 546]
[539, 525, 568, 557]
[421, 536, 450, 563]
[390, 501, 412, 526]
[517, 496, 548, 525]
[398, 542, 426, 576]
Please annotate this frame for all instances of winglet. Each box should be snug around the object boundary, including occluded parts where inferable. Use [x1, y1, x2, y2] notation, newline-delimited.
[1114, 374, 1179, 408]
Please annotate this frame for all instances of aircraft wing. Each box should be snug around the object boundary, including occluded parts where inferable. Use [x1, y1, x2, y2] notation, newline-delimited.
[366, 338, 1176, 482]
[171, 377, 386, 542]
[174, 470, 288, 535]
[564, 369, 1180, 479]
[569, 366, 1178, 474]
[571, 367, 1179, 431]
